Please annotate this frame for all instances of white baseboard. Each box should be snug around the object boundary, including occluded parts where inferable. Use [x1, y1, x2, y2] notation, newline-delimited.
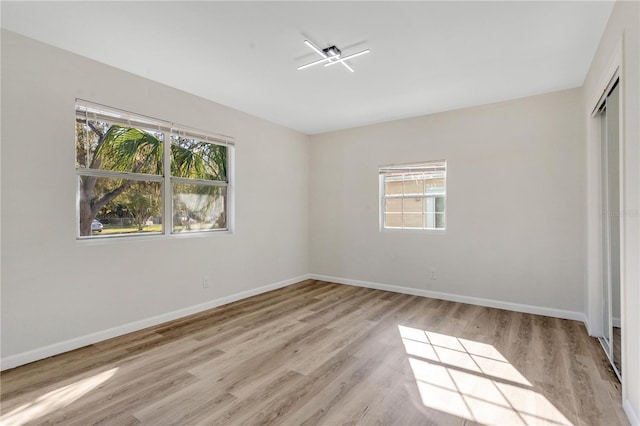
[0, 273, 590, 371]
[308, 274, 586, 323]
[624, 399, 640, 426]
[613, 316, 621, 328]
[583, 316, 594, 336]
[584, 316, 621, 336]
[0, 274, 311, 371]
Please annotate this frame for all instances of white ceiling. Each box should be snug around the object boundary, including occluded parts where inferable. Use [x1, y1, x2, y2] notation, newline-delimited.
[1, 1, 614, 135]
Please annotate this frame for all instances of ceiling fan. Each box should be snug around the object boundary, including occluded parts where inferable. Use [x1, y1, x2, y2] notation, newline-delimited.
[297, 40, 370, 73]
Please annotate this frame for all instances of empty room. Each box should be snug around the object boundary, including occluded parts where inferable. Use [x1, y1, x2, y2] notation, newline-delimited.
[1, 1, 639, 425]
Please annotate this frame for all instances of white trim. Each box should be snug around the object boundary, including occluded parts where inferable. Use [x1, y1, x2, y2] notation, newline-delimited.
[590, 39, 623, 116]
[76, 99, 234, 145]
[76, 228, 232, 245]
[585, 36, 623, 339]
[612, 316, 621, 328]
[308, 274, 586, 323]
[592, 70, 620, 116]
[586, 35, 628, 407]
[171, 176, 227, 187]
[379, 160, 447, 174]
[0, 274, 310, 371]
[1, 273, 589, 371]
[380, 227, 447, 235]
[624, 399, 640, 426]
[76, 168, 164, 182]
[226, 145, 236, 234]
[583, 316, 594, 336]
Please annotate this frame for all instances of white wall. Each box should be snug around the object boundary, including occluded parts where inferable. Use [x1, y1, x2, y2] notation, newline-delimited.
[309, 88, 585, 316]
[583, 1, 640, 423]
[0, 31, 310, 367]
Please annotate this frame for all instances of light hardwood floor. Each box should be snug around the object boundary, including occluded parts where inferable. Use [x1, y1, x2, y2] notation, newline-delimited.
[0, 280, 628, 425]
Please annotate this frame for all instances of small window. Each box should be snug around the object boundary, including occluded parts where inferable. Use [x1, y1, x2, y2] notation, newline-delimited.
[380, 160, 446, 230]
[75, 101, 233, 238]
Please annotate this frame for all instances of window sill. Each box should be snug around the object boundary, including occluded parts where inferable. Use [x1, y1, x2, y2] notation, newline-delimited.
[76, 229, 232, 245]
[380, 227, 447, 235]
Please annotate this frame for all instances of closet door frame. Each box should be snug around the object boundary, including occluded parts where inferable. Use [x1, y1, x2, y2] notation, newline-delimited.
[592, 66, 625, 383]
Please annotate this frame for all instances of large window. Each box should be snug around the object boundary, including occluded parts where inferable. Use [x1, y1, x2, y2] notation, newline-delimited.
[380, 160, 446, 230]
[75, 100, 233, 238]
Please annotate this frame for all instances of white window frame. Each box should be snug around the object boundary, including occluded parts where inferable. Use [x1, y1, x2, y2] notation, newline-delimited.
[75, 99, 234, 240]
[379, 160, 447, 232]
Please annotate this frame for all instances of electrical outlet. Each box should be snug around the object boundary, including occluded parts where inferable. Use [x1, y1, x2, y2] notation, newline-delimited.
[203, 275, 210, 288]
[430, 268, 437, 280]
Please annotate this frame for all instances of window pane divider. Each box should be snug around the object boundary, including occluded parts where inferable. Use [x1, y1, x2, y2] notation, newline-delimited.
[170, 177, 228, 186]
[162, 130, 171, 236]
[75, 168, 164, 182]
[384, 193, 446, 199]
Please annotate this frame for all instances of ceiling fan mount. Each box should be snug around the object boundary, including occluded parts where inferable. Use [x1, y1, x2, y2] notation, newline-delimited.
[298, 40, 370, 73]
[322, 45, 341, 58]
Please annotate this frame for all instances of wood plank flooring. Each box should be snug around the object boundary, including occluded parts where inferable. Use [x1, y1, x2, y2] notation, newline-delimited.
[0, 280, 628, 425]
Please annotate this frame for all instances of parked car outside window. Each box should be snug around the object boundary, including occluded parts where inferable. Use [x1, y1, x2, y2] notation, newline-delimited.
[91, 219, 103, 233]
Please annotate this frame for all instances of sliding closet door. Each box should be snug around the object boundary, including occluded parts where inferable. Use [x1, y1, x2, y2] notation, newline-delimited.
[600, 80, 621, 377]
[601, 107, 611, 351]
[607, 83, 621, 375]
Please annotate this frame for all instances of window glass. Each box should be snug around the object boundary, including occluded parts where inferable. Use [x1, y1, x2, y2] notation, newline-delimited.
[171, 136, 227, 181]
[78, 177, 162, 236]
[170, 134, 228, 233]
[173, 184, 227, 232]
[76, 120, 163, 174]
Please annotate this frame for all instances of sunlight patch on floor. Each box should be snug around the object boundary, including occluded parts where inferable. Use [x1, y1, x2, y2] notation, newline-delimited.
[398, 325, 572, 425]
[0, 367, 118, 426]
